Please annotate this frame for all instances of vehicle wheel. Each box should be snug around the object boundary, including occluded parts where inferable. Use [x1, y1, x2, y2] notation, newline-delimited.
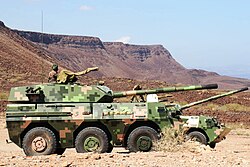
[75, 127, 109, 153]
[107, 142, 113, 153]
[127, 126, 159, 152]
[187, 131, 207, 145]
[55, 148, 66, 155]
[22, 127, 57, 156]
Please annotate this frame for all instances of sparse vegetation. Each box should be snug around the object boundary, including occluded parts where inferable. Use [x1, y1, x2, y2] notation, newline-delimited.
[153, 128, 213, 153]
[235, 131, 250, 136]
[219, 103, 250, 112]
[224, 123, 250, 136]
[0, 92, 8, 100]
[153, 128, 184, 152]
[191, 103, 250, 112]
[202, 103, 219, 111]
[226, 123, 250, 129]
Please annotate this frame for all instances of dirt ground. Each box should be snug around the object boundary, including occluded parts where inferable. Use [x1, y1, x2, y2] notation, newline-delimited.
[0, 116, 250, 167]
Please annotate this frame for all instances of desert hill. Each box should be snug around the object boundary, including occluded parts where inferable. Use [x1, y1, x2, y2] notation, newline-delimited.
[0, 20, 249, 91]
[0, 21, 57, 91]
[14, 28, 250, 89]
[15, 30, 199, 83]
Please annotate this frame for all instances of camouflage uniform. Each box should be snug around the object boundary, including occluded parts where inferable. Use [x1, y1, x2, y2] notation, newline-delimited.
[48, 64, 59, 83]
[56, 67, 98, 84]
[130, 85, 145, 102]
[48, 64, 98, 84]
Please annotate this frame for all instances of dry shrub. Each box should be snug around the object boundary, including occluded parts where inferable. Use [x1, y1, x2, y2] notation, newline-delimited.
[153, 128, 184, 152]
[219, 103, 250, 112]
[0, 92, 8, 100]
[226, 123, 250, 129]
[153, 128, 213, 153]
[193, 103, 250, 112]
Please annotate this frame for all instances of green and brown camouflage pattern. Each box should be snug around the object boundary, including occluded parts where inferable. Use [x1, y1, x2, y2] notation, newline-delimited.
[8, 84, 113, 103]
[5, 83, 247, 152]
[6, 101, 173, 148]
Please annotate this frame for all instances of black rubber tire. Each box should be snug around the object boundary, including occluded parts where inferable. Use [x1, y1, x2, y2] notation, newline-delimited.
[187, 131, 208, 145]
[107, 142, 114, 153]
[22, 127, 57, 156]
[127, 126, 159, 152]
[55, 148, 66, 155]
[75, 127, 109, 153]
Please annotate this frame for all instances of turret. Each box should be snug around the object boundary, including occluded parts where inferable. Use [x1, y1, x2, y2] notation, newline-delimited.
[8, 84, 114, 103]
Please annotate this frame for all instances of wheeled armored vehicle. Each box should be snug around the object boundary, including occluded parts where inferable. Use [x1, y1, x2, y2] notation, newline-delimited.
[6, 81, 248, 155]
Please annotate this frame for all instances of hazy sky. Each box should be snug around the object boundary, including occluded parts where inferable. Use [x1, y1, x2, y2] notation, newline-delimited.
[1, 0, 250, 78]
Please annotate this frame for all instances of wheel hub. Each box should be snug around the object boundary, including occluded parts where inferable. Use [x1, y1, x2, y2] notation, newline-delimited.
[32, 137, 47, 152]
[137, 136, 152, 151]
[191, 137, 201, 142]
[84, 137, 100, 152]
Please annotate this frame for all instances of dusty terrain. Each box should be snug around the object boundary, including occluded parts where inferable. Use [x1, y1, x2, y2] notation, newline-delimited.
[0, 115, 250, 167]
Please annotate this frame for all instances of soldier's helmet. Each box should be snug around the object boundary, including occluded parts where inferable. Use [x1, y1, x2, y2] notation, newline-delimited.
[52, 64, 58, 71]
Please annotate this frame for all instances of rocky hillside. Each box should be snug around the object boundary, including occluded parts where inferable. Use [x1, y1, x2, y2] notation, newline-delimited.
[0, 21, 53, 91]
[15, 30, 198, 83]
[0, 20, 249, 90]
[14, 29, 250, 89]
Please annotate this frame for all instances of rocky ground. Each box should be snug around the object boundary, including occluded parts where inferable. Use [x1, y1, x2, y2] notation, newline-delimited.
[0, 115, 250, 167]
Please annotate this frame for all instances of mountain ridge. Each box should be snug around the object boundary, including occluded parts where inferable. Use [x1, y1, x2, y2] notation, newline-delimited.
[1, 21, 250, 89]
[13, 30, 205, 84]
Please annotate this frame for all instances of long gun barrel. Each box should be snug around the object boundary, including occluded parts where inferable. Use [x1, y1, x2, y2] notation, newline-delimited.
[180, 87, 249, 110]
[113, 84, 218, 98]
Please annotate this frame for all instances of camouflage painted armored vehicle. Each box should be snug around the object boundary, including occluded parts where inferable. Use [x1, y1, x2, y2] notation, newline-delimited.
[6, 82, 248, 156]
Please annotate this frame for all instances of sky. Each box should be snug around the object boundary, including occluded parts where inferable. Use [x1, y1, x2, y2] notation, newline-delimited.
[1, 0, 250, 78]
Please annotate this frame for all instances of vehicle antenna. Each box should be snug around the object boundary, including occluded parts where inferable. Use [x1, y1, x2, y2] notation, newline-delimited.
[41, 10, 44, 84]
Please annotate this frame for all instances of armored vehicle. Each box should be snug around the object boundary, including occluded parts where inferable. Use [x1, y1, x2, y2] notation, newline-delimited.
[6, 82, 248, 156]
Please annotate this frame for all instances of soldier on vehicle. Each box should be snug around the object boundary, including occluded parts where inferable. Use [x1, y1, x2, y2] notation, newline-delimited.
[130, 84, 145, 102]
[48, 64, 99, 84]
[48, 64, 59, 83]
